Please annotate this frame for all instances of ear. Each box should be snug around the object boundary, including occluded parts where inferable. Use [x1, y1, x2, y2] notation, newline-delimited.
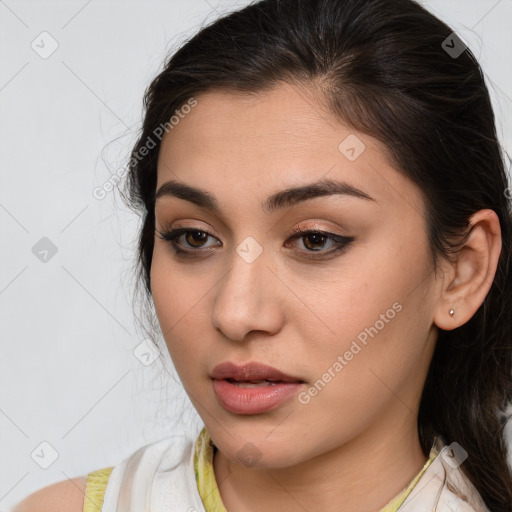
[434, 209, 502, 331]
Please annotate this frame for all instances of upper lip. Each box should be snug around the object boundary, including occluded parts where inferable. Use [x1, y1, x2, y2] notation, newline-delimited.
[211, 361, 304, 382]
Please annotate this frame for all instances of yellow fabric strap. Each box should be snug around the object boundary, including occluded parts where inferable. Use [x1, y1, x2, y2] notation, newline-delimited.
[84, 466, 114, 512]
[194, 428, 227, 512]
[195, 427, 440, 512]
[379, 449, 437, 512]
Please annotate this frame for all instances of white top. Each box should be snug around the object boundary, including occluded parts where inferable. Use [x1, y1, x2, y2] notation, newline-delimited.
[102, 434, 204, 512]
[100, 432, 491, 512]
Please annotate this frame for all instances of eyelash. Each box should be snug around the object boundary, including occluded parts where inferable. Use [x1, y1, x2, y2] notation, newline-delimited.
[155, 225, 355, 260]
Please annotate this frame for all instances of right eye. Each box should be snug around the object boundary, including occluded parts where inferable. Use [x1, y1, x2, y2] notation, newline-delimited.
[156, 227, 221, 254]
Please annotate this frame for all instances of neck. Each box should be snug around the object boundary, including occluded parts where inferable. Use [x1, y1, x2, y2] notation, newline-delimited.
[213, 412, 428, 512]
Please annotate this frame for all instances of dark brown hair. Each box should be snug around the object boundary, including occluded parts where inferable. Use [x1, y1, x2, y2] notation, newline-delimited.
[119, 0, 512, 508]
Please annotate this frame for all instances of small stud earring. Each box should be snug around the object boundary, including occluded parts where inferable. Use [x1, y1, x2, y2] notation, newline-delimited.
[449, 308, 455, 316]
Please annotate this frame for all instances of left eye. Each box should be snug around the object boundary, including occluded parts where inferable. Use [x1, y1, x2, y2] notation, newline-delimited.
[155, 227, 354, 258]
[289, 228, 344, 252]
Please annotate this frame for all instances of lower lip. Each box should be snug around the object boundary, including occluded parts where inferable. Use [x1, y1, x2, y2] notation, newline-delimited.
[212, 379, 304, 415]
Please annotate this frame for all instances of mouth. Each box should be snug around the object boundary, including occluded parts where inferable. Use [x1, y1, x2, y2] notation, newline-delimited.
[210, 361, 305, 414]
[211, 360, 305, 383]
[224, 378, 285, 387]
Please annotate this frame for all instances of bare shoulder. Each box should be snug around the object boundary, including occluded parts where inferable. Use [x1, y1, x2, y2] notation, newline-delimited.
[12, 476, 87, 512]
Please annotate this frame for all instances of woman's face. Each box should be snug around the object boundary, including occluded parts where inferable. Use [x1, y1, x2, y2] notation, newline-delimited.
[151, 81, 441, 468]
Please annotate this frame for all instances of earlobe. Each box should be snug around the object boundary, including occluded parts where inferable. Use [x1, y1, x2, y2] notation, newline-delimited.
[433, 209, 502, 331]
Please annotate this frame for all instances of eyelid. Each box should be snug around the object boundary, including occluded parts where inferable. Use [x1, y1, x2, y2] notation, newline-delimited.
[156, 221, 355, 261]
[157, 221, 347, 243]
[157, 220, 347, 239]
[158, 222, 220, 239]
[291, 220, 346, 237]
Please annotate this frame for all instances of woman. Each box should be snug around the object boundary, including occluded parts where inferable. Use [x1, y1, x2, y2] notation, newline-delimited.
[14, 0, 512, 510]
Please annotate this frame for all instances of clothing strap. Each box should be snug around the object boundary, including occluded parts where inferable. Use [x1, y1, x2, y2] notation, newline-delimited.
[84, 466, 114, 512]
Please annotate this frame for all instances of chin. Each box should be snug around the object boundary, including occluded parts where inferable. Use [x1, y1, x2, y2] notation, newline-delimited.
[212, 429, 311, 469]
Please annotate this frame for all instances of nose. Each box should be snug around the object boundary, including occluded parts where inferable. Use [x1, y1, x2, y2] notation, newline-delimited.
[211, 242, 285, 342]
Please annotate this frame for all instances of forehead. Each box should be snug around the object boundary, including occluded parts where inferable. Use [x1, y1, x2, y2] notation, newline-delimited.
[155, 82, 424, 215]
[160, 82, 360, 160]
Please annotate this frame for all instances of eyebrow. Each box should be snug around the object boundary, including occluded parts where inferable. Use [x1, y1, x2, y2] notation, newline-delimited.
[154, 178, 376, 214]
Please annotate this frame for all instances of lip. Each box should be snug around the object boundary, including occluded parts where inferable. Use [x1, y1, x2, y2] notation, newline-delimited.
[211, 361, 305, 415]
[211, 361, 303, 382]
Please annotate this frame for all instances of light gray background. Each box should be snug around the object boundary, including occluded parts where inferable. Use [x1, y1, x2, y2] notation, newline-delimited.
[1, 0, 511, 509]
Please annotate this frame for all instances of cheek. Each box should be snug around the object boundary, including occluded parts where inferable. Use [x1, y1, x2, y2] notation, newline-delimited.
[150, 244, 206, 324]
[150, 248, 176, 332]
[293, 295, 426, 450]
[298, 233, 432, 380]
[150, 249, 187, 355]
[149, 246, 214, 379]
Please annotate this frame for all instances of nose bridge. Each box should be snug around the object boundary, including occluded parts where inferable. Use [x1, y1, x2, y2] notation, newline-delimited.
[212, 234, 282, 341]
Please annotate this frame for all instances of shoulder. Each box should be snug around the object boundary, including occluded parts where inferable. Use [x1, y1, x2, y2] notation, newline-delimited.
[12, 476, 87, 512]
[12, 434, 199, 512]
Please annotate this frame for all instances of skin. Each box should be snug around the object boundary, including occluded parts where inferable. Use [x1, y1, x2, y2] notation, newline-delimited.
[150, 81, 502, 512]
[12, 477, 86, 512]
